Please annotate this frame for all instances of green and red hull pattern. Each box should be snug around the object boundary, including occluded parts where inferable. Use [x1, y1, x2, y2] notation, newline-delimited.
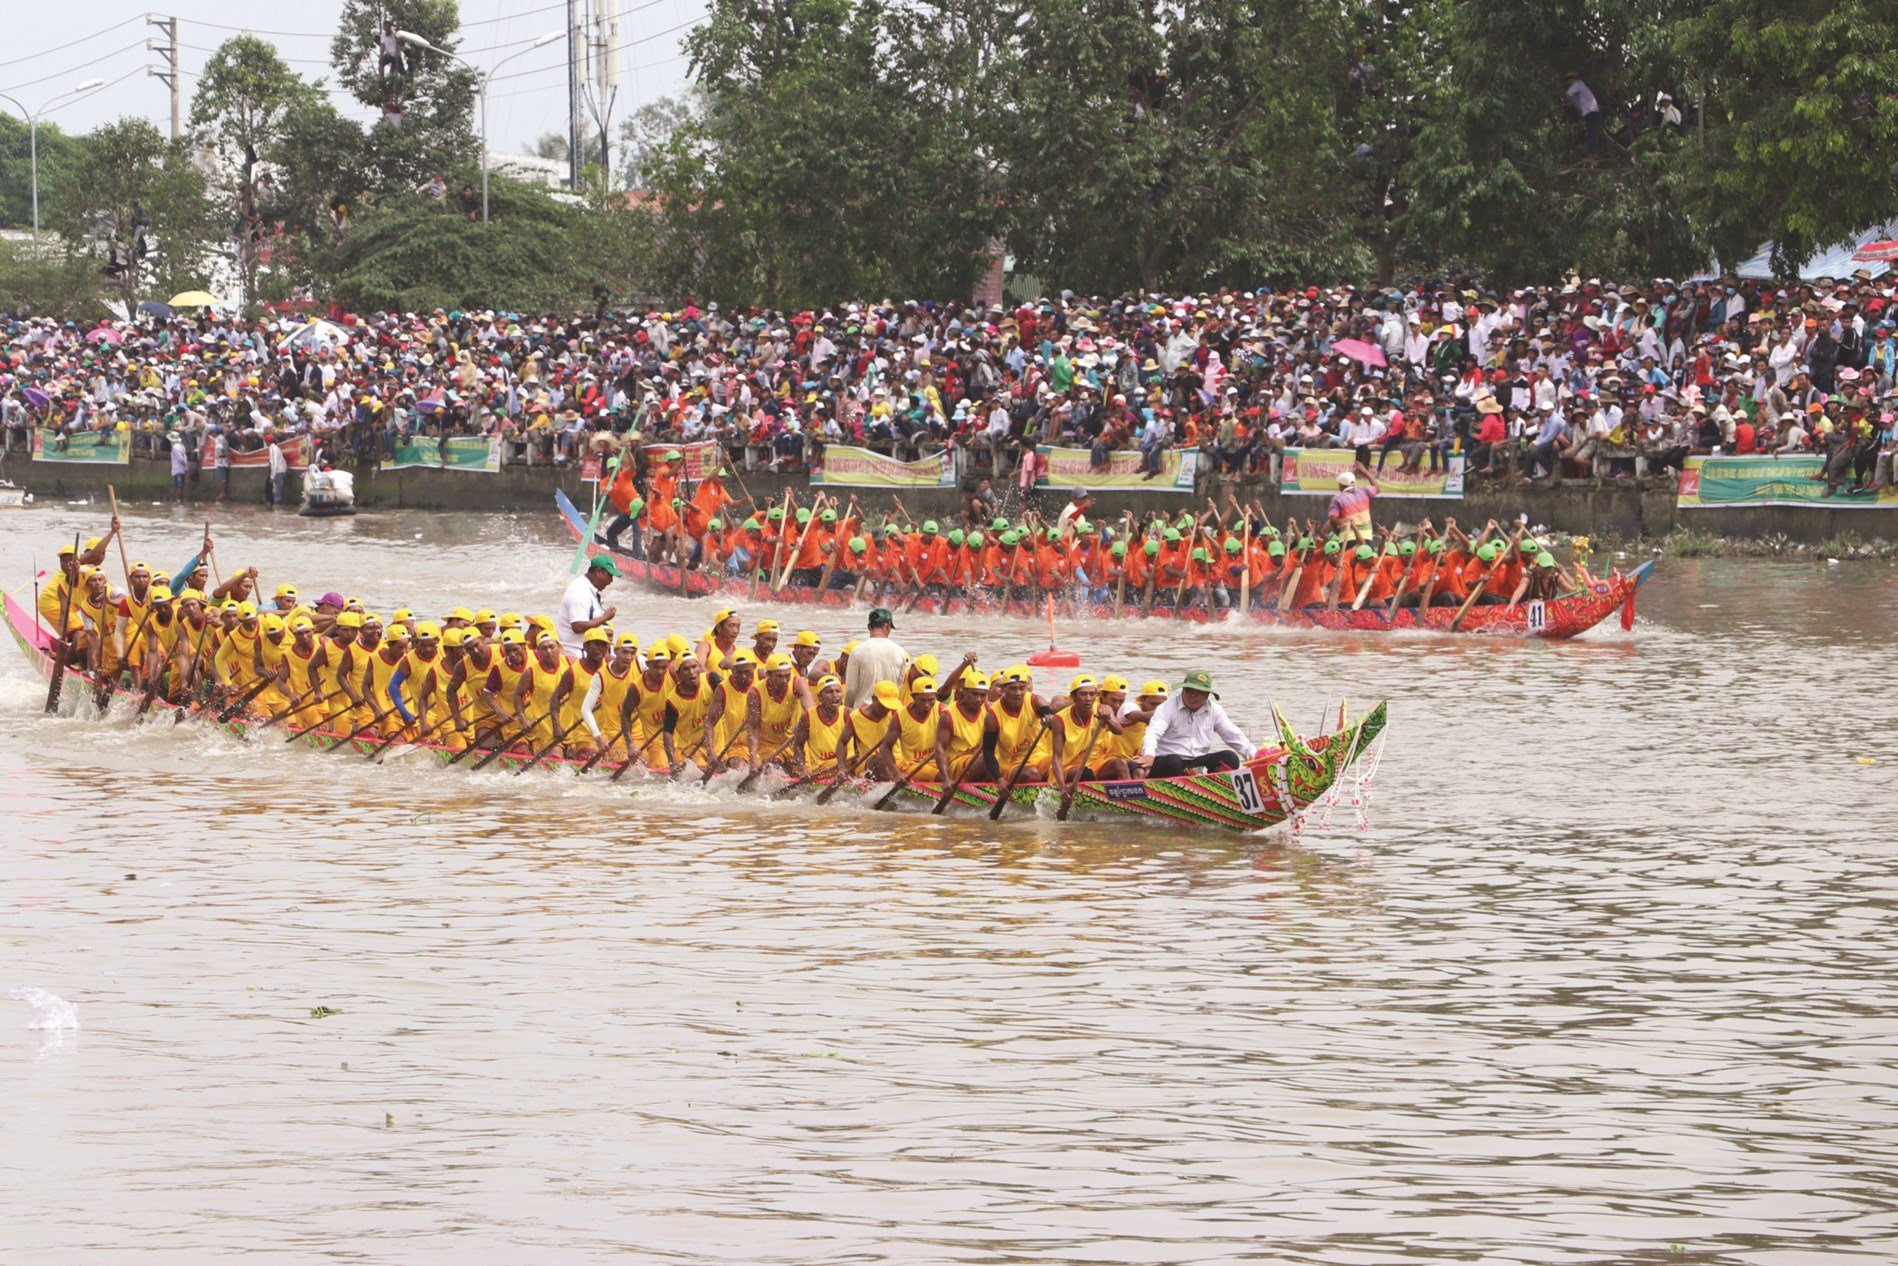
[8, 589, 1384, 835]
[559, 490, 1653, 638]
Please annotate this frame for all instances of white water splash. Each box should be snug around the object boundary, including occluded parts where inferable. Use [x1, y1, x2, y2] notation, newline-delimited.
[10, 987, 80, 1032]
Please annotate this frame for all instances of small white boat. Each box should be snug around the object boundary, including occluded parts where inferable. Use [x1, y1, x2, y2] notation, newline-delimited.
[299, 468, 356, 517]
[0, 481, 28, 509]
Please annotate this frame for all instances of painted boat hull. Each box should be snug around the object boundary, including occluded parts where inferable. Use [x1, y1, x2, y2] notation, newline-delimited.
[558, 490, 1655, 637]
[6, 588, 1383, 836]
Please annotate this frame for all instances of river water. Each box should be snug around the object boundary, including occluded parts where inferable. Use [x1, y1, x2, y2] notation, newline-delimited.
[3, 502, 1896, 1264]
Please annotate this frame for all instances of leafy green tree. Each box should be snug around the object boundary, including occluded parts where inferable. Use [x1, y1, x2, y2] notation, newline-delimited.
[0, 237, 111, 319]
[1675, 0, 1898, 275]
[331, 0, 479, 192]
[0, 116, 82, 231]
[190, 35, 322, 312]
[51, 118, 214, 314]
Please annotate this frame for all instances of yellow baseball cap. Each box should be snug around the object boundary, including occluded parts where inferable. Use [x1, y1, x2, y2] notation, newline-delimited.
[335, 611, 363, 629]
[765, 652, 794, 671]
[415, 621, 442, 639]
[731, 648, 760, 666]
[260, 614, 285, 635]
[614, 632, 641, 650]
[755, 619, 780, 634]
[665, 633, 691, 657]
[1099, 675, 1129, 693]
[149, 585, 174, 603]
[498, 611, 524, 630]
[910, 675, 938, 695]
[843, 640, 861, 655]
[1139, 679, 1169, 698]
[583, 627, 610, 645]
[290, 615, 315, 633]
[1001, 664, 1033, 684]
[815, 674, 842, 692]
[474, 608, 497, 625]
[449, 606, 475, 623]
[960, 671, 990, 691]
[1068, 674, 1099, 692]
[441, 627, 467, 648]
[910, 653, 939, 676]
[237, 601, 258, 619]
[873, 680, 901, 708]
[274, 583, 298, 598]
[794, 630, 820, 648]
[711, 607, 736, 625]
[499, 629, 527, 645]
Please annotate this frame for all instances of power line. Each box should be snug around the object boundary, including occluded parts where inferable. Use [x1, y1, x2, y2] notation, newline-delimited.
[182, 20, 333, 40]
[0, 14, 144, 71]
[462, 2, 568, 27]
[0, 38, 149, 96]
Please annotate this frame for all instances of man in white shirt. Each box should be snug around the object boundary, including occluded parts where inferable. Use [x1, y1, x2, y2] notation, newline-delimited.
[1138, 670, 1254, 778]
[842, 607, 908, 706]
[556, 555, 619, 656]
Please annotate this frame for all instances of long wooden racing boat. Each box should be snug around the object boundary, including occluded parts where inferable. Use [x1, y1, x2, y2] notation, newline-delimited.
[7, 590, 1386, 836]
[558, 491, 1655, 638]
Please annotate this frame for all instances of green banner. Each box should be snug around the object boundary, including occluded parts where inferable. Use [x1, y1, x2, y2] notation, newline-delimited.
[1678, 454, 1898, 509]
[381, 436, 503, 474]
[32, 429, 130, 464]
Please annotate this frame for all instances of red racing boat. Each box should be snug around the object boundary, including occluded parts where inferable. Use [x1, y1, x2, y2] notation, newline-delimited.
[558, 491, 1655, 638]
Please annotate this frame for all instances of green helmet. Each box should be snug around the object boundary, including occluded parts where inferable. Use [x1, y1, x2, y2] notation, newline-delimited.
[820, 508, 837, 523]
[1427, 539, 1446, 554]
[1383, 540, 1400, 556]
[1296, 537, 1314, 551]
[1045, 527, 1060, 541]
[708, 517, 723, 531]
[1263, 525, 1281, 539]
[1224, 538, 1242, 554]
[1354, 544, 1375, 560]
[849, 536, 868, 554]
[1075, 517, 1091, 533]
[1191, 547, 1211, 563]
[991, 516, 1008, 531]
[1267, 541, 1286, 557]
[883, 524, 901, 537]
[922, 519, 939, 534]
[1144, 540, 1160, 556]
[1164, 528, 1182, 543]
[947, 528, 965, 545]
[1478, 542, 1502, 562]
[1002, 530, 1020, 546]
[1535, 550, 1556, 568]
[1519, 539, 1537, 555]
[1111, 542, 1127, 557]
[1398, 540, 1417, 557]
[767, 506, 784, 521]
[1324, 539, 1342, 555]
[796, 507, 812, 524]
[967, 531, 985, 547]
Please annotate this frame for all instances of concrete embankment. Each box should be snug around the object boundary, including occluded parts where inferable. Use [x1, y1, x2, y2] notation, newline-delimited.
[7, 453, 1895, 546]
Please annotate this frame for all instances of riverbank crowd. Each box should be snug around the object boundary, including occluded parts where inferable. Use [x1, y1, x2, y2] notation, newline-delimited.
[8, 272, 1898, 497]
[34, 520, 1309, 793]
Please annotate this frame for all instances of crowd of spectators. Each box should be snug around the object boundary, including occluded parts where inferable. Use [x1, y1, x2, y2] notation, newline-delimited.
[6, 273, 1898, 498]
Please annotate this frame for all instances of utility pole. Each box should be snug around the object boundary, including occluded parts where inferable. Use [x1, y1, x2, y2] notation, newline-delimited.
[146, 16, 180, 139]
[566, 0, 584, 190]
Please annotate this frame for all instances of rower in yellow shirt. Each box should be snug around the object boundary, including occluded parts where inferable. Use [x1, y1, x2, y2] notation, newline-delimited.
[794, 675, 847, 777]
[986, 664, 1051, 782]
[935, 670, 992, 781]
[704, 648, 760, 772]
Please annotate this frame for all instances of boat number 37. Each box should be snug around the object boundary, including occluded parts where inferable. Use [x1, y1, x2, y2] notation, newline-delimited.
[1525, 599, 1547, 632]
[1229, 767, 1263, 814]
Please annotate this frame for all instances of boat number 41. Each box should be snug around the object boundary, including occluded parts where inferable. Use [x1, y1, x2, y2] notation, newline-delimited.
[1229, 767, 1263, 814]
[1525, 599, 1547, 632]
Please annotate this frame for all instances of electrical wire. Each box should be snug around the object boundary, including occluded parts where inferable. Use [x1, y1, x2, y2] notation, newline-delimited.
[0, 14, 144, 71]
[0, 38, 149, 97]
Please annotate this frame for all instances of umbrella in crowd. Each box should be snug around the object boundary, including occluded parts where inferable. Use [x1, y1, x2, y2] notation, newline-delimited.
[85, 327, 124, 346]
[279, 318, 350, 351]
[1852, 240, 1898, 264]
[137, 301, 174, 318]
[1330, 337, 1388, 368]
[167, 290, 219, 308]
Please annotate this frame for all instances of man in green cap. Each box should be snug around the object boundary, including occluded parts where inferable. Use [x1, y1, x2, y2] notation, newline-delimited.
[557, 554, 619, 655]
[843, 606, 908, 707]
[1135, 668, 1254, 779]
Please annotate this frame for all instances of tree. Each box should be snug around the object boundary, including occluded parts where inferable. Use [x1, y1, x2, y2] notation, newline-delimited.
[331, 0, 479, 192]
[0, 115, 82, 231]
[530, 130, 606, 170]
[0, 238, 111, 319]
[190, 35, 322, 312]
[618, 96, 694, 190]
[52, 118, 214, 314]
[1675, 0, 1898, 274]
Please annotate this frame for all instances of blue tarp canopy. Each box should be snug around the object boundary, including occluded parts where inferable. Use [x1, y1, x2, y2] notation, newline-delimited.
[1723, 219, 1898, 281]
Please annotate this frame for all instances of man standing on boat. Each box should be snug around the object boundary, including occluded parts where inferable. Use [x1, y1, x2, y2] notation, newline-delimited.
[1135, 669, 1254, 778]
[842, 607, 907, 707]
[557, 555, 620, 656]
[1325, 462, 1380, 544]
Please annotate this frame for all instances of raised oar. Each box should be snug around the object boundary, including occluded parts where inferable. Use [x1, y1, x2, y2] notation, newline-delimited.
[988, 713, 1053, 822]
[44, 533, 80, 715]
[1236, 517, 1251, 618]
[872, 751, 937, 812]
[514, 715, 589, 775]
[1055, 719, 1106, 822]
[1276, 542, 1308, 612]
[734, 730, 801, 793]
[608, 726, 669, 783]
[1449, 529, 1523, 632]
[107, 486, 131, 588]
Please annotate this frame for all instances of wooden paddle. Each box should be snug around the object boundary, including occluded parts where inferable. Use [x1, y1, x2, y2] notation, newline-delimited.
[212, 675, 275, 723]
[1276, 544, 1307, 611]
[367, 708, 457, 762]
[872, 751, 937, 811]
[813, 741, 866, 806]
[470, 706, 557, 770]
[322, 700, 404, 751]
[751, 491, 792, 601]
[255, 686, 320, 731]
[697, 720, 755, 785]
[775, 493, 827, 591]
[1111, 513, 1132, 617]
[44, 534, 80, 715]
[988, 712, 1052, 821]
[106, 486, 131, 588]
[1449, 529, 1523, 631]
[514, 714, 588, 774]
[1055, 718, 1105, 822]
[608, 726, 669, 782]
[285, 693, 356, 742]
[734, 729, 801, 793]
[930, 744, 984, 815]
[576, 721, 627, 774]
[1236, 517, 1251, 616]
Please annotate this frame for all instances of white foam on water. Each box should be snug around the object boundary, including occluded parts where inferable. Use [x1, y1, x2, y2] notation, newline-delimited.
[10, 987, 79, 1032]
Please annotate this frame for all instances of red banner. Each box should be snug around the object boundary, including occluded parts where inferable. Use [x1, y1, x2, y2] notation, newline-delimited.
[201, 434, 311, 470]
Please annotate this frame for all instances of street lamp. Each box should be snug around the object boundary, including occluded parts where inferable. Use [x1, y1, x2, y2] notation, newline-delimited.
[398, 29, 562, 225]
[0, 78, 107, 256]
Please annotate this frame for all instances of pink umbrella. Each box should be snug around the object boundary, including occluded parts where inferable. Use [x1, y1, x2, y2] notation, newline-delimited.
[85, 326, 124, 345]
[1853, 240, 1898, 263]
[1331, 337, 1387, 368]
